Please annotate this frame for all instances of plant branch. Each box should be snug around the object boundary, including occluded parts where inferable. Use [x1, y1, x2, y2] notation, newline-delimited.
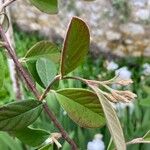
[0, 25, 40, 99]
[0, 25, 77, 150]
[62, 76, 120, 87]
[126, 138, 150, 145]
[40, 75, 61, 101]
[63, 76, 88, 83]
[43, 104, 77, 149]
[0, 0, 16, 12]
[5, 3, 22, 100]
[62, 76, 100, 86]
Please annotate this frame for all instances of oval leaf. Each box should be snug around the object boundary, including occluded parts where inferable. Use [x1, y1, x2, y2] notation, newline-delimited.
[39, 144, 54, 150]
[0, 132, 22, 150]
[90, 86, 126, 150]
[26, 60, 45, 87]
[55, 88, 105, 128]
[36, 58, 57, 87]
[60, 17, 90, 77]
[0, 53, 5, 90]
[0, 100, 43, 131]
[24, 41, 60, 63]
[12, 127, 50, 147]
[29, 0, 58, 14]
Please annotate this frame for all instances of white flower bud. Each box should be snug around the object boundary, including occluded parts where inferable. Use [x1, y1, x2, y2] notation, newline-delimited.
[87, 134, 105, 150]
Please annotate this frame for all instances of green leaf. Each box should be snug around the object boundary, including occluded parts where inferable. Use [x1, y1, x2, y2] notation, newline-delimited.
[90, 86, 126, 150]
[12, 127, 50, 147]
[0, 132, 22, 150]
[24, 41, 60, 63]
[60, 17, 90, 77]
[23, 41, 60, 87]
[39, 144, 54, 150]
[36, 58, 57, 87]
[26, 60, 45, 87]
[29, 0, 58, 14]
[0, 100, 43, 131]
[55, 88, 105, 128]
[0, 53, 5, 90]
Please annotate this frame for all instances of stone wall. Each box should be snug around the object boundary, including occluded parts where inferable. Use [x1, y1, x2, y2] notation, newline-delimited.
[10, 0, 150, 57]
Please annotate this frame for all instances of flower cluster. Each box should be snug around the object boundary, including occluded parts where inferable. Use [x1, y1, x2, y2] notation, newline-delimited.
[99, 77, 137, 103]
[103, 61, 137, 103]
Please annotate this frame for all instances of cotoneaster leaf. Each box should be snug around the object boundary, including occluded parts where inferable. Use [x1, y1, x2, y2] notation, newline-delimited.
[29, 0, 58, 14]
[0, 100, 43, 131]
[23, 41, 60, 87]
[55, 88, 105, 128]
[90, 86, 126, 150]
[36, 58, 57, 87]
[39, 144, 54, 150]
[0, 132, 22, 150]
[26, 60, 44, 88]
[12, 127, 50, 147]
[24, 41, 60, 63]
[60, 17, 90, 77]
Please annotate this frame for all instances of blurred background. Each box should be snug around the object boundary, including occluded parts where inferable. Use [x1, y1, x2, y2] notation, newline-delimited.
[0, 0, 150, 150]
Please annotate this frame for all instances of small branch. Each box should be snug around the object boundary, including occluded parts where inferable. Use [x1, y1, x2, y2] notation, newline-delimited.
[126, 138, 150, 145]
[62, 76, 122, 87]
[40, 75, 61, 101]
[0, 0, 16, 12]
[0, 25, 40, 99]
[63, 76, 88, 84]
[43, 103, 77, 150]
[15, 70, 22, 99]
[62, 76, 100, 86]
[0, 25, 77, 150]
